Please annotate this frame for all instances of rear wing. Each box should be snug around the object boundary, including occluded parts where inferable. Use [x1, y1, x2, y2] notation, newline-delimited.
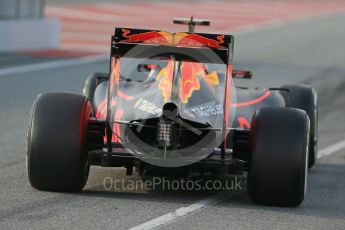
[111, 28, 234, 64]
[109, 27, 234, 158]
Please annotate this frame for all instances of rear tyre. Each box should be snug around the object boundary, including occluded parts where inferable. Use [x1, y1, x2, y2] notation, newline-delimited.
[280, 84, 318, 168]
[27, 93, 92, 192]
[82, 72, 109, 107]
[248, 107, 310, 207]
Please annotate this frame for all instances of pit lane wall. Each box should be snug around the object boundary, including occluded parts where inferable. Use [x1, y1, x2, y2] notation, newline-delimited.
[0, 0, 60, 52]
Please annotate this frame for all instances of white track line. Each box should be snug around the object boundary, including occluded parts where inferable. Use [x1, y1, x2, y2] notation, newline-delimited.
[129, 140, 345, 230]
[233, 10, 345, 36]
[0, 11, 343, 76]
[60, 44, 110, 53]
[0, 54, 108, 77]
[129, 192, 238, 230]
[317, 139, 345, 159]
[46, 7, 119, 22]
[61, 32, 109, 41]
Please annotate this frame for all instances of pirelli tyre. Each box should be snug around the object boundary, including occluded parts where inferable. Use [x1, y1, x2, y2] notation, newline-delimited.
[280, 84, 318, 168]
[27, 93, 92, 192]
[82, 72, 109, 108]
[248, 107, 310, 207]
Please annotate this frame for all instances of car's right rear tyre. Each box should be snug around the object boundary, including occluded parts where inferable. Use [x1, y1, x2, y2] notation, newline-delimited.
[27, 93, 92, 192]
[248, 107, 310, 207]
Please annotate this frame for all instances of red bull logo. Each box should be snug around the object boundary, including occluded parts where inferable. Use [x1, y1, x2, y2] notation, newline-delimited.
[120, 29, 225, 48]
[175, 33, 225, 48]
[121, 29, 172, 45]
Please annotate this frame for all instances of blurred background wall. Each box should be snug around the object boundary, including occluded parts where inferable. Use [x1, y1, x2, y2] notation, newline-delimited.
[0, 0, 59, 52]
[0, 0, 44, 19]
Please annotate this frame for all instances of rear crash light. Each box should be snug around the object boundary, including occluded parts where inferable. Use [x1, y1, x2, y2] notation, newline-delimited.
[157, 121, 173, 147]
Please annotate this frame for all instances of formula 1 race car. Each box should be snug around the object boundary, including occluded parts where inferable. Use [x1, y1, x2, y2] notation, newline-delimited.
[27, 18, 318, 207]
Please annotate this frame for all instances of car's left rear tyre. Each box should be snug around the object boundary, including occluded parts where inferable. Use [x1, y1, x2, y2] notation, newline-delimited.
[280, 84, 318, 168]
[27, 93, 92, 192]
[248, 107, 310, 207]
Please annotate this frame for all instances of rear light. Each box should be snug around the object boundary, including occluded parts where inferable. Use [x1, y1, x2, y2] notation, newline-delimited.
[157, 121, 173, 147]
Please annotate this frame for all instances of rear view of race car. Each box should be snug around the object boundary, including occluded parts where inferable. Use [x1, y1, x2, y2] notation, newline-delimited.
[26, 18, 318, 207]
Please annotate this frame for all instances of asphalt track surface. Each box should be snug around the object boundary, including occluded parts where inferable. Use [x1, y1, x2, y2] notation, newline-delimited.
[1, 13, 345, 230]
